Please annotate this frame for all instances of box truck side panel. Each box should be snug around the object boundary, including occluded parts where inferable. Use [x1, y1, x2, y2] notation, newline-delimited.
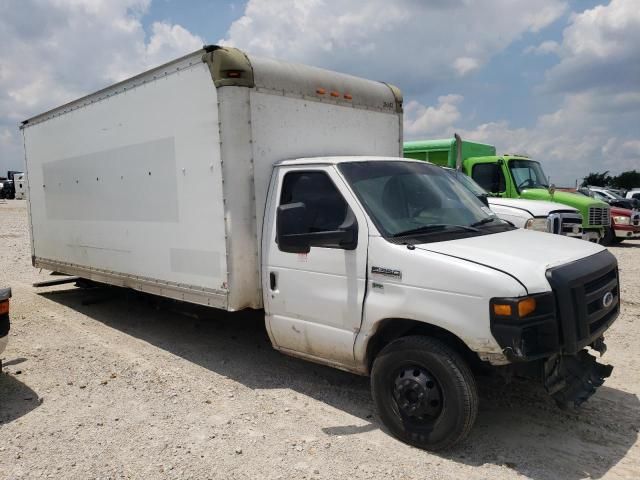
[217, 54, 403, 311]
[23, 60, 230, 308]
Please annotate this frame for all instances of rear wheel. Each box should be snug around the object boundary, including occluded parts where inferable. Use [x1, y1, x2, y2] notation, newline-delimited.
[371, 335, 478, 451]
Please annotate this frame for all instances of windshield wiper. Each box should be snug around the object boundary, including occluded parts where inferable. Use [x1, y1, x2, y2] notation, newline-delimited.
[391, 224, 480, 238]
[470, 217, 498, 227]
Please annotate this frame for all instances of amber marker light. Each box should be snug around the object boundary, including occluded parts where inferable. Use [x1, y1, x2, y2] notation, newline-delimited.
[344, 93, 353, 100]
[518, 297, 537, 317]
[316, 88, 326, 95]
[493, 303, 512, 316]
[330, 91, 340, 97]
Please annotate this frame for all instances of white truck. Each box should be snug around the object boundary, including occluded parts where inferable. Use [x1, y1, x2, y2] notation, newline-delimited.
[446, 169, 584, 237]
[13, 173, 26, 200]
[22, 46, 620, 450]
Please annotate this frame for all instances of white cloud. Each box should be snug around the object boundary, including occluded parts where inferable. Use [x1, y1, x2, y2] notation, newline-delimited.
[453, 58, 480, 76]
[524, 40, 559, 55]
[404, 95, 463, 138]
[544, 0, 640, 94]
[222, 0, 567, 93]
[0, 0, 203, 173]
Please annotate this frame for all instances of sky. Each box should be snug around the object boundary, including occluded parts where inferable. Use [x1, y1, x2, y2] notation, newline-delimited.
[1, 0, 638, 186]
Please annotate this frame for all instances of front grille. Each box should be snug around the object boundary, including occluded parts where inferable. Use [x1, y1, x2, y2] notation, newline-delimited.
[588, 206, 610, 226]
[546, 250, 619, 354]
[559, 213, 582, 236]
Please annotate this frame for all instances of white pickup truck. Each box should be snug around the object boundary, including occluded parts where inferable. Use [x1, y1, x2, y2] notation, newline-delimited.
[446, 169, 584, 238]
[22, 46, 619, 450]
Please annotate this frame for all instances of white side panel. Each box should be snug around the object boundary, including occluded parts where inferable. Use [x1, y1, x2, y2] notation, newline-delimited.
[250, 90, 401, 247]
[14, 173, 26, 199]
[23, 63, 229, 305]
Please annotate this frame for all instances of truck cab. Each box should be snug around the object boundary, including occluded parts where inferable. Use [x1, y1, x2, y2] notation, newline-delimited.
[404, 139, 610, 241]
[445, 167, 583, 237]
[263, 156, 618, 450]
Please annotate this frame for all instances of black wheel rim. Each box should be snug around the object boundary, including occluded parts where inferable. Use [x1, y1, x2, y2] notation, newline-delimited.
[392, 365, 443, 427]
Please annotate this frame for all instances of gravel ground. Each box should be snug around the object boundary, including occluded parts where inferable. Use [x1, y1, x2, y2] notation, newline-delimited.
[1, 200, 638, 480]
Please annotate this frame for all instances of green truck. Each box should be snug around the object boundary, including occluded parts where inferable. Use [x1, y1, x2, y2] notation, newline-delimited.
[403, 136, 610, 241]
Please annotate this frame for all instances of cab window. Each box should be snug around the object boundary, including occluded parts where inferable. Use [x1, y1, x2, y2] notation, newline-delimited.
[280, 171, 349, 233]
[472, 163, 506, 194]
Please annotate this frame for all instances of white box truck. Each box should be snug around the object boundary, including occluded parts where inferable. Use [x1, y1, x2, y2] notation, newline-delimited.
[22, 46, 620, 450]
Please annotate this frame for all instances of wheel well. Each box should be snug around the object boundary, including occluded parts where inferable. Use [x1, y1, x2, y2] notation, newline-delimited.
[365, 318, 480, 374]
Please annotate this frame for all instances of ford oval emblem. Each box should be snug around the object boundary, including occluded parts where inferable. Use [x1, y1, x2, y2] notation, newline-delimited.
[602, 292, 614, 308]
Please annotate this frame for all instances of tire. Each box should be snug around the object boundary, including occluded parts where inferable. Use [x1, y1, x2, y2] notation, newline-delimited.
[371, 335, 478, 451]
[600, 227, 615, 246]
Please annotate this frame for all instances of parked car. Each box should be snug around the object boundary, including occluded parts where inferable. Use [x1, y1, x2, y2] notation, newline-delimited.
[446, 168, 583, 238]
[0, 288, 11, 367]
[626, 189, 640, 201]
[601, 206, 640, 245]
[0, 180, 15, 200]
[581, 186, 639, 210]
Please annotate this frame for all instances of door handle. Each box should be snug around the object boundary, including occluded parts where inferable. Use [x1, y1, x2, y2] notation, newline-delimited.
[269, 272, 277, 291]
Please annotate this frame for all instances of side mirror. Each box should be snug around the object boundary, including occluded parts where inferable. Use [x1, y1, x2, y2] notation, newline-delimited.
[277, 203, 311, 254]
[276, 202, 358, 254]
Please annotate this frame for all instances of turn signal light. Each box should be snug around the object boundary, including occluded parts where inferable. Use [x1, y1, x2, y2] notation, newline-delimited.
[226, 70, 241, 78]
[493, 304, 512, 316]
[344, 93, 352, 100]
[518, 297, 537, 317]
[316, 88, 326, 95]
[330, 91, 340, 97]
[0, 300, 8, 315]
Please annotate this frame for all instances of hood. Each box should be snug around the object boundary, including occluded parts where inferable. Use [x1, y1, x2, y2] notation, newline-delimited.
[610, 206, 634, 216]
[520, 189, 607, 209]
[415, 228, 605, 294]
[487, 197, 578, 217]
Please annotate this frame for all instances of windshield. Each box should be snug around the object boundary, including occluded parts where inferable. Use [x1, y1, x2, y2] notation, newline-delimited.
[606, 190, 625, 200]
[338, 161, 503, 239]
[508, 159, 549, 190]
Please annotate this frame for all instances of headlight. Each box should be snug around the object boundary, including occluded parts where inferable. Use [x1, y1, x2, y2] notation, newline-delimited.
[524, 217, 548, 232]
[490, 293, 555, 320]
[613, 215, 630, 225]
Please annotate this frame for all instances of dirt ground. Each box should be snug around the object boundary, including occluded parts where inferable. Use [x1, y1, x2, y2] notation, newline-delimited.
[0, 200, 638, 480]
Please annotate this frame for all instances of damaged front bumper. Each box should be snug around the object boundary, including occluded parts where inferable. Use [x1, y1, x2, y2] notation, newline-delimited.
[543, 346, 613, 408]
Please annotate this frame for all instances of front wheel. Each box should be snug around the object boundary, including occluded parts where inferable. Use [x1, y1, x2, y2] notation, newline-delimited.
[371, 336, 478, 451]
[600, 227, 617, 246]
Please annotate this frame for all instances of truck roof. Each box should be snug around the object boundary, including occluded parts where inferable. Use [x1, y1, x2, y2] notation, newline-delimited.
[277, 156, 418, 166]
[22, 45, 403, 129]
[404, 138, 496, 153]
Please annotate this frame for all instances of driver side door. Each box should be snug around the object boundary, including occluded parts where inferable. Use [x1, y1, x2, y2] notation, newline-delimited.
[262, 166, 369, 369]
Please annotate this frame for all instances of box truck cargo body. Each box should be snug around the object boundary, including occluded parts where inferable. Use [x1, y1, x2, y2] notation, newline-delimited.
[21, 46, 402, 311]
[22, 46, 619, 451]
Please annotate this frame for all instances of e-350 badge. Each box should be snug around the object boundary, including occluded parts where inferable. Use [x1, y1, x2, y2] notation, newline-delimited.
[371, 266, 402, 279]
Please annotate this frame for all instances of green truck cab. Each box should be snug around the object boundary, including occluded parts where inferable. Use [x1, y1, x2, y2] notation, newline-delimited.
[403, 138, 609, 241]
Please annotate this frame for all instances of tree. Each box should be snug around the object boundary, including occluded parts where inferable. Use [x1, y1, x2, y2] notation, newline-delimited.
[581, 171, 611, 187]
[610, 170, 640, 190]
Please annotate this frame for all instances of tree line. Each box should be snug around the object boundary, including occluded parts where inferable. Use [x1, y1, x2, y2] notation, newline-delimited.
[581, 170, 640, 190]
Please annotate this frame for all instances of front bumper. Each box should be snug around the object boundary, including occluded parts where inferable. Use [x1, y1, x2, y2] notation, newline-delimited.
[543, 349, 613, 408]
[490, 250, 619, 362]
[614, 226, 640, 238]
